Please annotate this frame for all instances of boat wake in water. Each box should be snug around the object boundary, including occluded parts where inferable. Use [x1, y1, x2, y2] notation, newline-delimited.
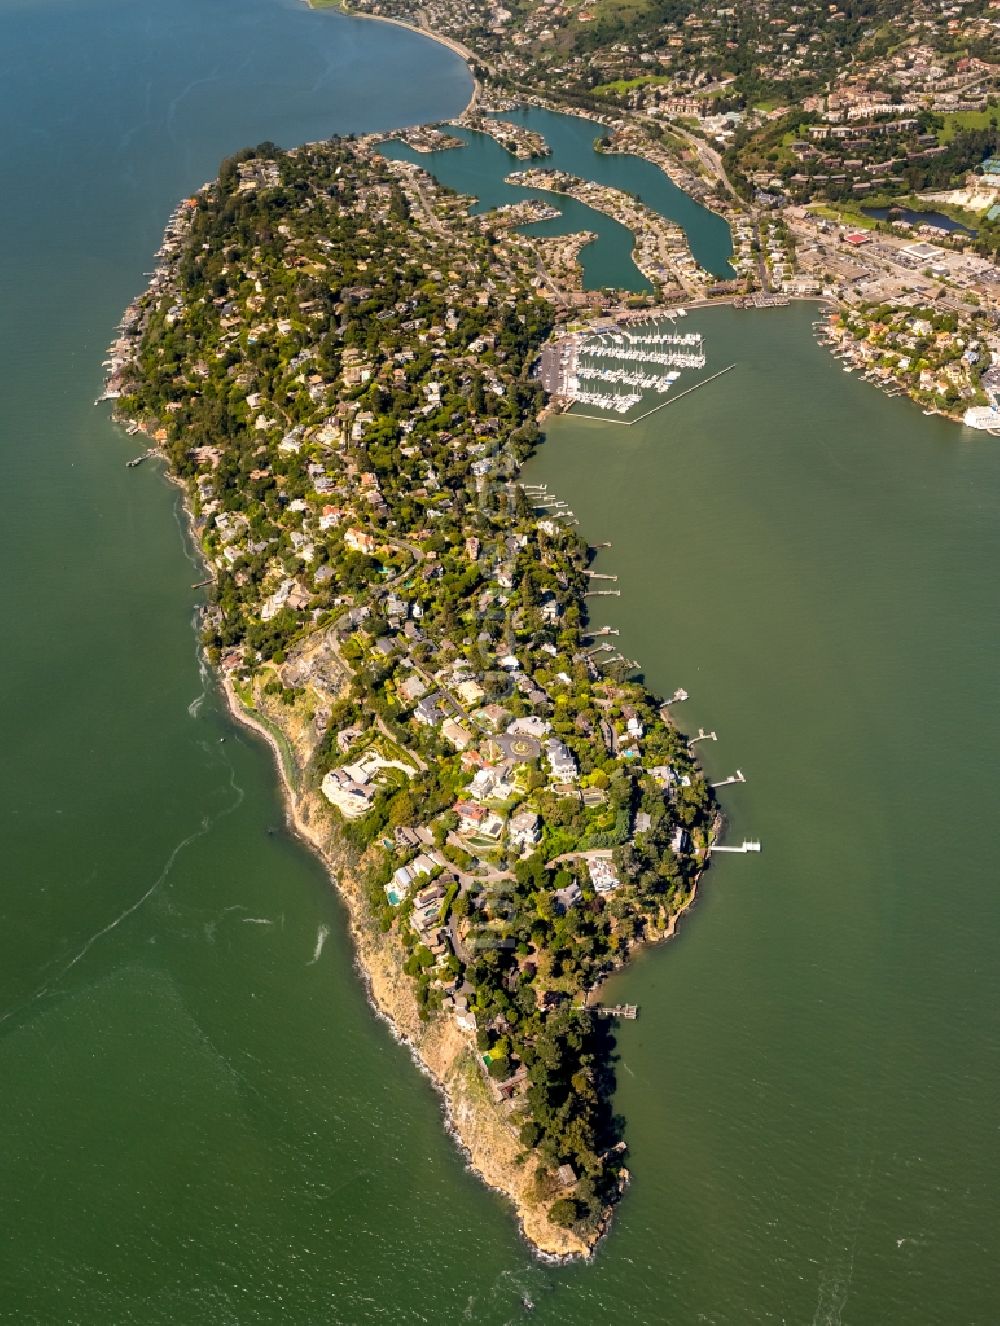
[308, 924, 330, 964]
[0, 763, 246, 1028]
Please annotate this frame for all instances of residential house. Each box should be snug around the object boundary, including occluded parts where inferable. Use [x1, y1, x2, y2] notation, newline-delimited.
[544, 737, 578, 782]
[508, 810, 541, 851]
[588, 857, 621, 895]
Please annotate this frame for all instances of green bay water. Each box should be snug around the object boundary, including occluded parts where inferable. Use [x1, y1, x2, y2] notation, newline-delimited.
[522, 304, 1000, 1323]
[1, 0, 998, 1322]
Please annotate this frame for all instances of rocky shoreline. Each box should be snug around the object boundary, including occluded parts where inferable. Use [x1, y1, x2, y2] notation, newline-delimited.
[218, 668, 720, 1260]
[220, 673, 600, 1260]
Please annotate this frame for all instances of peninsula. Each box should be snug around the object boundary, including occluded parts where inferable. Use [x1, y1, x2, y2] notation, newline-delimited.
[106, 138, 717, 1257]
[105, 0, 1000, 1260]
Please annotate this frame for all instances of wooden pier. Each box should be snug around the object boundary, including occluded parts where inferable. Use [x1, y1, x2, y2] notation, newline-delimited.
[689, 728, 717, 746]
[592, 1003, 639, 1020]
[711, 769, 746, 789]
[709, 839, 761, 854]
[126, 448, 160, 469]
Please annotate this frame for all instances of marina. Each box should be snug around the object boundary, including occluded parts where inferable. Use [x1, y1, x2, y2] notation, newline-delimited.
[537, 319, 738, 425]
[538, 321, 706, 417]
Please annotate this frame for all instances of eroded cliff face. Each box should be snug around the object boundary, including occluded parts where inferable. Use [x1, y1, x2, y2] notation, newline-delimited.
[224, 677, 597, 1260]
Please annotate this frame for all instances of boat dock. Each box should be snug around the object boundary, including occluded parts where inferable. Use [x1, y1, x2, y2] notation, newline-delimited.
[563, 362, 737, 427]
[689, 728, 717, 746]
[126, 448, 160, 469]
[711, 770, 746, 788]
[591, 1004, 639, 1020]
[537, 323, 709, 419]
[710, 840, 761, 854]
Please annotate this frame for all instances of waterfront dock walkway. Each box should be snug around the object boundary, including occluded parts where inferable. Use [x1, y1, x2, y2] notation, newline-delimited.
[689, 728, 717, 745]
[572, 362, 737, 426]
[591, 1004, 639, 1020]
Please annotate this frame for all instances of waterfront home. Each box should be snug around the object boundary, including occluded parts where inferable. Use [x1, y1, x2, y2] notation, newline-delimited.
[390, 852, 446, 902]
[588, 857, 621, 896]
[321, 769, 374, 819]
[964, 404, 1000, 429]
[671, 825, 690, 856]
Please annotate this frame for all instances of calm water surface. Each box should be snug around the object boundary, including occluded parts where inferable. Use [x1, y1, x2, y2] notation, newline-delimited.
[380, 105, 735, 288]
[1, 0, 998, 1321]
[863, 206, 976, 234]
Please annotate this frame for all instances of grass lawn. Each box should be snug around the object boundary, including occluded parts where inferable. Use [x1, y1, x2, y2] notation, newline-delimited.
[810, 203, 878, 229]
[593, 74, 671, 96]
[591, 0, 652, 21]
[939, 108, 998, 142]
